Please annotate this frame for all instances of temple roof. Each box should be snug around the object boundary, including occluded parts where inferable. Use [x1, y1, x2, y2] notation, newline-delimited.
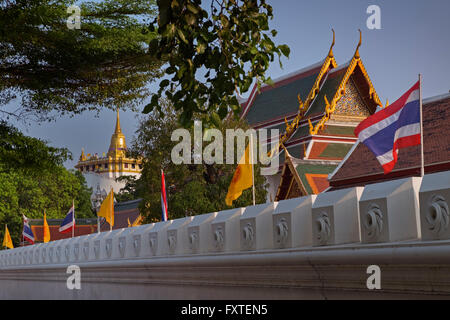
[275, 146, 340, 200]
[241, 30, 382, 157]
[304, 64, 348, 118]
[328, 93, 450, 189]
[241, 60, 325, 126]
[99, 198, 141, 231]
[302, 32, 382, 138]
[296, 161, 338, 195]
[307, 141, 354, 160]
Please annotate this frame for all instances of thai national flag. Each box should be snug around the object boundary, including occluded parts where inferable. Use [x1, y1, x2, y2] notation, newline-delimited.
[161, 169, 168, 221]
[22, 215, 35, 245]
[59, 204, 75, 234]
[354, 80, 421, 174]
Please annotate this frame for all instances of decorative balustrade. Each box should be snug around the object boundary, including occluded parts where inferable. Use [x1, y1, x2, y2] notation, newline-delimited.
[0, 171, 449, 299]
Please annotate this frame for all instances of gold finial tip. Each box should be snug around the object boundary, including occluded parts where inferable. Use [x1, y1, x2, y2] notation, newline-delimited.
[354, 29, 362, 58]
[114, 108, 122, 133]
[328, 28, 335, 56]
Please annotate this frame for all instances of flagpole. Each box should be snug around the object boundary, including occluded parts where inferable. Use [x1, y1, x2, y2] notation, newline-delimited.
[419, 74, 425, 177]
[250, 133, 256, 206]
[72, 199, 75, 238]
[21, 214, 24, 247]
[110, 187, 113, 232]
[161, 169, 165, 222]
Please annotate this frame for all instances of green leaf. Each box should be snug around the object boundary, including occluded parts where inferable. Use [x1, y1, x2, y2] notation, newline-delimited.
[278, 44, 290, 58]
[187, 3, 199, 14]
[218, 105, 228, 119]
[160, 79, 170, 88]
[163, 24, 176, 38]
[143, 102, 154, 114]
[177, 29, 188, 44]
[210, 112, 221, 127]
[196, 42, 206, 54]
[166, 66, 176, 74]
[185, 13, 196, 25]
[148, 39, 159, 54]
[220, 14, 229, 28]
[177, 64, 186, 79]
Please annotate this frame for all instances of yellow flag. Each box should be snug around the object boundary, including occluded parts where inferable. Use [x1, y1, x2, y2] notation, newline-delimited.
[225, 143, 253, 206]
[43, 212, 50, 243]
[98, 188, 114, 227]
[3, 225, 13, 249]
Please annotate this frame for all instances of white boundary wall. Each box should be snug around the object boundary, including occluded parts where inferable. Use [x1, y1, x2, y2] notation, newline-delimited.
[1, 171, 449, 299]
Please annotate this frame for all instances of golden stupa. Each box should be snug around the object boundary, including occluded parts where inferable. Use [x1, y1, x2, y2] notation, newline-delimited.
[75, 110, 142, 176]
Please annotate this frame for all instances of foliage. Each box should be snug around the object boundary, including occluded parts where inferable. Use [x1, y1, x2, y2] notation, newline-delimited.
[0, 166, 94, 247]
[114, 175, 139, 202]
[0, 123, 93, 247]
[144, 0, 290, 127]
[0, 121, 70, 172]
[118, 100, 267, 223]
[0, 0, 163, 121]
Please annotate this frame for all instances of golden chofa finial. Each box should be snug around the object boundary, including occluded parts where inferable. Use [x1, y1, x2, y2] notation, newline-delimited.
[354, 29, 362, 59]
[297, 93, 303, 106]
[328, 28, 335, 57]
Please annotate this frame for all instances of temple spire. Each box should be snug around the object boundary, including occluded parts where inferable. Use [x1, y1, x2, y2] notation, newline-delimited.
[107, 109, 127, 158]
[114, 108, 122, 134]
[80, 148, 86, 161]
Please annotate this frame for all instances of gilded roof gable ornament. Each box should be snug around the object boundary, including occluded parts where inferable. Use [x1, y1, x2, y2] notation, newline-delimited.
[276, 143, 308, 199]
[328, 28, 336, 58]
[297, 93, 303, 107]
[310, 30, 362, 135]
[274, 29, 338, 154]
[309, 29, 382, 135]
[354, 29, 362, 59]
[303, 29, 338, 111]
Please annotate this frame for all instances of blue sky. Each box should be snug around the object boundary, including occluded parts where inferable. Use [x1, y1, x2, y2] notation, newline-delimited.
[7, 0, 450, 169]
